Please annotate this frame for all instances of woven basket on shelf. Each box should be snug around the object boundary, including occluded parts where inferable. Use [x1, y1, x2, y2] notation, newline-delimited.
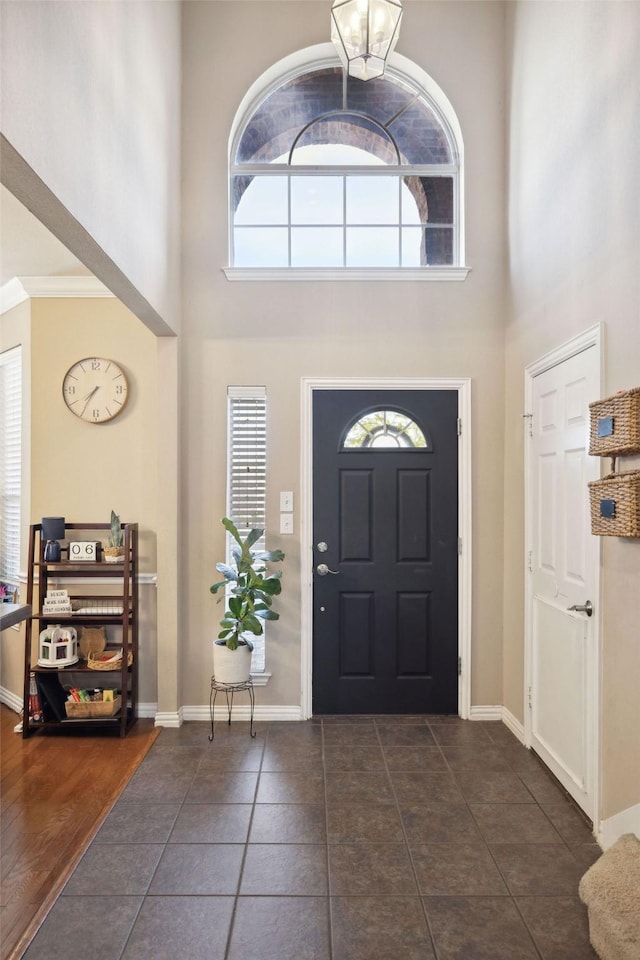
[65, 696, 122, 718]
[589, 387, 640, 457]
[588, 470, 640, 537]
[87, 651, 133, 671]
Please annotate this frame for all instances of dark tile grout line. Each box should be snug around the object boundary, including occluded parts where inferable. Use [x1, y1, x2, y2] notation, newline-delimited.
[321, 721, 335, 960]
[114, 732, 201, 960]
[375, 717, 441, 960]
[223, 729, 267, 960]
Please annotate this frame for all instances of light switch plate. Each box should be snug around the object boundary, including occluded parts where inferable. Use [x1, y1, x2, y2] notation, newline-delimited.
[280, 491, 294, 512]
[280, 513, 294, 534]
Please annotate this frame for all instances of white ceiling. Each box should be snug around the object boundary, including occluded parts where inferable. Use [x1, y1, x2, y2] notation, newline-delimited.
[0, 184, 90, 286]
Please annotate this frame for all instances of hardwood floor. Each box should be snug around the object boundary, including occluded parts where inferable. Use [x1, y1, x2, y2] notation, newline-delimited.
[0, 704, 159, 960]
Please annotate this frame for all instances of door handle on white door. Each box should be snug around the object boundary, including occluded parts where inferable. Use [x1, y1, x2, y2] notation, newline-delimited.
[316, 563, 340, 576]
[567, 600, 593, 617]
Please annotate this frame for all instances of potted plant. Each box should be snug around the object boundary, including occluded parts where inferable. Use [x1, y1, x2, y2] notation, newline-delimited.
[210, 517, 285, 684]
[103, 510, 124, 562]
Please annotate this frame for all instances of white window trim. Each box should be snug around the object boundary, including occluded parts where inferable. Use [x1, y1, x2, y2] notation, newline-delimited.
[224, 266, 470, 282]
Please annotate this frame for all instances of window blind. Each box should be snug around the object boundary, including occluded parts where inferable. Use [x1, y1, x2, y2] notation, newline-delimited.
[227, 386, 267, 672]
[0, 347, 22, 588]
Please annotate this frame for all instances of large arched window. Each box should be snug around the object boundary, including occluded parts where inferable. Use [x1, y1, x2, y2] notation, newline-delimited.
[227, 48, 466, 278]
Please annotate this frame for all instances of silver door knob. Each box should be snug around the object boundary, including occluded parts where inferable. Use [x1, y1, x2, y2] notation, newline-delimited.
[316, 563, 339, 576]
[567, 600, 593, 617]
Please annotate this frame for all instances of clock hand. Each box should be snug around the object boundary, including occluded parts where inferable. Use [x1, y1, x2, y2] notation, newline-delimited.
[80, 385, 100, 418]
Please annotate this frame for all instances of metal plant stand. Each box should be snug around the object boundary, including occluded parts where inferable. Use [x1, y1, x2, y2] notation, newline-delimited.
[209, 676, 256, 740]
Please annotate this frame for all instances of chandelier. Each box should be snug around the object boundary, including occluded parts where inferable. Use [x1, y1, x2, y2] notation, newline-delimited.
[331, 0, 403, 82]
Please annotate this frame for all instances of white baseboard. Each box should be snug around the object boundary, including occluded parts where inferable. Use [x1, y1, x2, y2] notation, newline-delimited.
[0, 685, 22, 714]
[164, 704, 521, 728]
[469, 704, 503, 721]
[137, 702, 157, 719]
[154, 707, 183, 728]
[180, 704, 303, 724]
[0, 688, 526, 746]
[598, 803, 640, 850]
[467, 704, 525, 743]
[2, 684, 303, 728]
[501, 706, 526, 744]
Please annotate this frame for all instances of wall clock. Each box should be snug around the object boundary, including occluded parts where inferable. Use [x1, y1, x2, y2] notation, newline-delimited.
[62, 357, 129, 423]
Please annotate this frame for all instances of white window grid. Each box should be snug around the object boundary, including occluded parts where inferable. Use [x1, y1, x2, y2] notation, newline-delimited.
[230, 165, 458, 269]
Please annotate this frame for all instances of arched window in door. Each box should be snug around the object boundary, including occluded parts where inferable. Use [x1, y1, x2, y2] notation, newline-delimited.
[342, 410, 429, 449]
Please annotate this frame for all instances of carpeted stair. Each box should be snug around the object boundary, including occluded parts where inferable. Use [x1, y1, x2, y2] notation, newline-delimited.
[579, 833, 640, 960]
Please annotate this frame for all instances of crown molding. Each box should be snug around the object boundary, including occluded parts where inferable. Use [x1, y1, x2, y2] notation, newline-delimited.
[1, 275, 113, 313]
[0, 277, 29, 314]
[19, 275, 113, 298]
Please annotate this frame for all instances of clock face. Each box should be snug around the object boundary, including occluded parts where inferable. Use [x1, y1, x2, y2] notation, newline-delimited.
[62, 358, 129, 423]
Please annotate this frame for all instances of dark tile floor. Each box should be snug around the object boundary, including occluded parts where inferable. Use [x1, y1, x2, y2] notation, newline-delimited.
[23, 717, 601, 960]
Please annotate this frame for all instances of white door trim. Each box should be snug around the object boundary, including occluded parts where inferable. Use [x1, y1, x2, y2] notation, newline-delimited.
[524, 323, 603, 823]
[300, 376, 472, 720]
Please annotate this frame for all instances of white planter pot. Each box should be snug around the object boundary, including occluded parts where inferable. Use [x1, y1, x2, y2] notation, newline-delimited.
[212, 641, 252, 685]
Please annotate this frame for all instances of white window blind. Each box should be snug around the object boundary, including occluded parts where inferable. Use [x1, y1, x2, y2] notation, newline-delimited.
[0, 346, 22, 588]
[227, 386, 267, 672]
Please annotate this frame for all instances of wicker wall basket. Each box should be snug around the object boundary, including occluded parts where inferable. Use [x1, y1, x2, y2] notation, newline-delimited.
[588, 470, 640, 537]
[589, 387, 640, 457]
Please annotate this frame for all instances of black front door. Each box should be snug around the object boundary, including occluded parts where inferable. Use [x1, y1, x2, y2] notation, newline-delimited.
[312, 390, 458, 714]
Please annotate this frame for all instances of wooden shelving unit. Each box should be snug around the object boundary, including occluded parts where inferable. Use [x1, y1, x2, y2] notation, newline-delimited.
[22, 522, 138, 738]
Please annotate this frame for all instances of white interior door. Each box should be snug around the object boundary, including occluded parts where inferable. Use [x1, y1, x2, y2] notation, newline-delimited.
[526, 337, 601, 822]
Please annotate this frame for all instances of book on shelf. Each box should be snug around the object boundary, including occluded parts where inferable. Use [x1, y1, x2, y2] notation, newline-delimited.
[28, 673, 43, 723]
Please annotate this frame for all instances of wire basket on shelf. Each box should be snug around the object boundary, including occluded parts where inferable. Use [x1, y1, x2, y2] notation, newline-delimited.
[72, 599, 125, 616]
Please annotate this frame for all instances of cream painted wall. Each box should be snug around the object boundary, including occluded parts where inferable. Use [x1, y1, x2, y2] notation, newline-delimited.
[0, 0, 181, 335]
[21, 299, 159, 705]
[181, 2, 507, 708]
[504, 1, 640, 819]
